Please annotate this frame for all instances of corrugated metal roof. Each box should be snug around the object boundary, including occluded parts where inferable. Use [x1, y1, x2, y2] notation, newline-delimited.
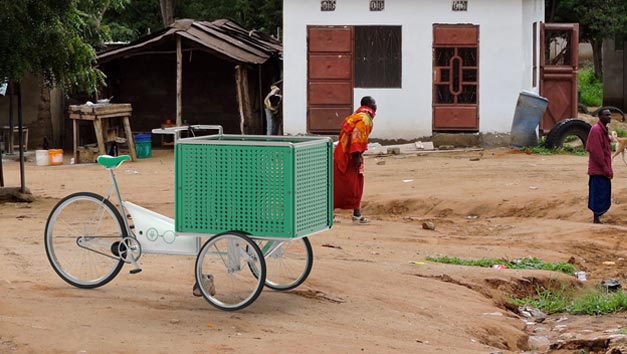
[97, 19, 282, 65]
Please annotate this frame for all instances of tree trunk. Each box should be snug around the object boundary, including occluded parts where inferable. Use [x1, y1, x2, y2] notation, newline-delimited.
[176, 36, 182, 126]
[37, 81, 53, 147]
[546, 0, 558, 22]
[591, 39, 603, 80]
[159, 0, 175, 27]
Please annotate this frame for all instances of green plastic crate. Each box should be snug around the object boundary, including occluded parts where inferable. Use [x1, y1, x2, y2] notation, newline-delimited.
[175, 135, 333, 238]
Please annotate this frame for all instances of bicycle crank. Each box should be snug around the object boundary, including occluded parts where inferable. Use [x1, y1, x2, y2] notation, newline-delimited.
[112, 237, 143, 274]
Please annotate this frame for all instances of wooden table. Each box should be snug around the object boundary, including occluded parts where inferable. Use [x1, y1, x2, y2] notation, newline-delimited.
[68, 103, 137, 162]
[0, 126, 28, 153]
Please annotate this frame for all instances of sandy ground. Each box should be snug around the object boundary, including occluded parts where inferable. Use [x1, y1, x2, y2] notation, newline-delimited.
[2, 145, 627, 354]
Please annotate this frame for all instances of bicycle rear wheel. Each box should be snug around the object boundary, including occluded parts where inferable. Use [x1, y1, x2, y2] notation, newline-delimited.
[251, 237, 313, 291]
[45, 192, 126, 288]
[195, 231, 265, 311]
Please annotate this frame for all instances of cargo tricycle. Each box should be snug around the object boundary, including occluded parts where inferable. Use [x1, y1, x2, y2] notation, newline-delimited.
[44, 126, 333, 311]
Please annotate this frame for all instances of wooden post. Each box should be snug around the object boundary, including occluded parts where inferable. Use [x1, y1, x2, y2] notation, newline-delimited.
[624, 43, 627, 111]
[122, 116, 138, 161]
[235, 65, 255, 134]
[73, 119, 78, 162]
[93, 119, 106, 158]
[7, 82, 13, 155]
[235, 65, 245, 134]
[258, 66, 264, 132]
[0, 151, 3, 187]
[176, 36, 182, 126]
[17, 81, 25, 193]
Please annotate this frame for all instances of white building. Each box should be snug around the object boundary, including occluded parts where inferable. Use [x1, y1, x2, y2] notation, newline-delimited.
[282, 0, 545, 140]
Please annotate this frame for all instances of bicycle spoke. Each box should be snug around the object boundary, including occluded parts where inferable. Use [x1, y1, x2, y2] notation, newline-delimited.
[196, 232, 265, 311]
[45, 193, 126, 289]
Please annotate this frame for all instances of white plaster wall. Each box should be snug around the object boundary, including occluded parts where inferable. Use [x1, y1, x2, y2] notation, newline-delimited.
[283, 0, 544, 139]
[522, 0, 543, 93]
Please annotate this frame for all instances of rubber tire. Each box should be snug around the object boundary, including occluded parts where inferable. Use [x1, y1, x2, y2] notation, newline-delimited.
[248, 237, 314, 291]
[545, 118, 591, 149]
[591, 106, 625, 122]
[195, 231, 266, 311]
[45, 192, 126, 289]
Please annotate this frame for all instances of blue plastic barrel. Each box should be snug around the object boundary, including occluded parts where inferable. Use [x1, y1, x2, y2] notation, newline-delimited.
[134, 133, 152, 158]
[510, 91, 549, 147]
[134, 133, 151, 142]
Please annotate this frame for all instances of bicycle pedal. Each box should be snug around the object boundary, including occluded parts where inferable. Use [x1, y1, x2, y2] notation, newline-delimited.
[129, 268, 142, 274]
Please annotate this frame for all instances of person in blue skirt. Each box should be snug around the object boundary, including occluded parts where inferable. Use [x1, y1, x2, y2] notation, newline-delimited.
[586, 108, 613, 224]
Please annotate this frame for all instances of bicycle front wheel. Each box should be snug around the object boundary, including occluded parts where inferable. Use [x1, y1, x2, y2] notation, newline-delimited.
[195, 231, 266, 311]
[45, 192, 126, 289]
[252, 237, 313, 291]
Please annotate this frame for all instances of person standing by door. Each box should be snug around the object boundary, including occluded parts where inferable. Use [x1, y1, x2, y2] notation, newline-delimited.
[586, 108, 613, 224]
[264, 84, 282, 135]
[333, 96, 377, 223]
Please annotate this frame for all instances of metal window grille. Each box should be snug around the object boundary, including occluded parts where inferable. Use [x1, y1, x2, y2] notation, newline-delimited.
[355, 26, 402, 88]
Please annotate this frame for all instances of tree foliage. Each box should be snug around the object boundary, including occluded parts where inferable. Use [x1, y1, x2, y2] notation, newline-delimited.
[105, 0, 162, 41]
[103, 0, 282, 42]
[0, 0, 128, 93]
[178, 0, 282, 35]
[547, 0, 627, 77]
[548, 0, 627, 42]
[78, 0, 130, 48]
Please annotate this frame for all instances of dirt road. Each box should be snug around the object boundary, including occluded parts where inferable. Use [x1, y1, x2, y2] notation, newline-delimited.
[1, 147, 627, 353]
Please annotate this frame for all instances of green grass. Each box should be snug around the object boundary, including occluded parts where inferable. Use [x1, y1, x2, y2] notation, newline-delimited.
[425, 256, 576, 275]
[520, 140, 587, 156]
[520, 145, 556, 155]
[512, 286, 627, 315]
[511, 284, 574, 314]
[429, 255, 627, 315]
[509, 257, 577, 273]
[519, 139, 556, 155]
[578, 67, 603, 107]
[559, 144, 587, 156]
[615, 128, 627, 138]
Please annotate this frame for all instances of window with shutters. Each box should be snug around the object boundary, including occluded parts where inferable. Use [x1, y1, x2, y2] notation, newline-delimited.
[354, 26, 402, 88]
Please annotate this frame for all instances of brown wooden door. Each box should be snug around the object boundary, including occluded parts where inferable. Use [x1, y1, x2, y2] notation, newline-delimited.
[307, 26, 354, 133]
[432, 24, 479, 131]
[539, 23, 579, 134]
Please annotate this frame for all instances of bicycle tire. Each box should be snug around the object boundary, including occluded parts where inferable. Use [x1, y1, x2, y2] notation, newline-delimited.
[45, 192, 126, 289]
[195, 231, 266, 311]
[249, 237, 314, 291]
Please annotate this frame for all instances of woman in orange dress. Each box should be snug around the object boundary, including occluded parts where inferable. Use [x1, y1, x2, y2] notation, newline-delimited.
[333, 96, 377, 223]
